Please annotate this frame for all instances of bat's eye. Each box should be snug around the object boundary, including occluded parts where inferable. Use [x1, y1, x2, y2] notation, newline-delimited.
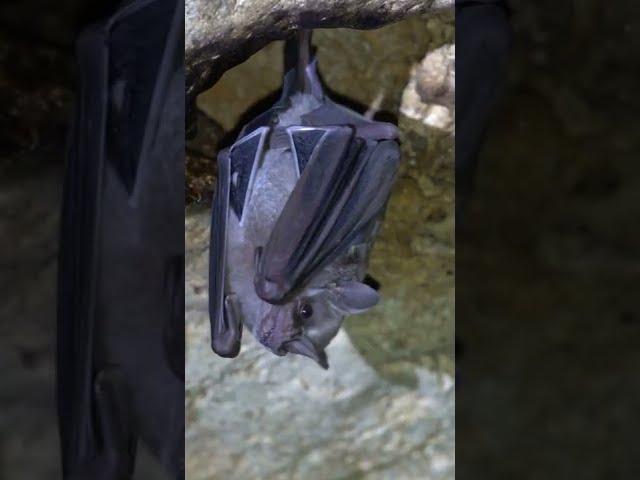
[298, 303, 313, 320]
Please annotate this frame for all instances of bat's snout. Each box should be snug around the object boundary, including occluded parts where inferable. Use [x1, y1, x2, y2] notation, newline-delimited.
[284, 336, 329, 369]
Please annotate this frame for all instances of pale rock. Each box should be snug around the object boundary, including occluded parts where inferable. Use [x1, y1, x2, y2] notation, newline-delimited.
[401, 44, 455, 132]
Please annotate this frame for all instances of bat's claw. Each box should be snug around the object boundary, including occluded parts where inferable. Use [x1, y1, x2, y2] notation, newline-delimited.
[211, 295, 242, 358]
[254, 276, 288, 304]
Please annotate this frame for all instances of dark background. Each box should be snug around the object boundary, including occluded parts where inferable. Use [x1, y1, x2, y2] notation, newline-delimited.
[457, 1, 640, 478]
[1, 2, 82, 478]
[0, 1, 168, 478]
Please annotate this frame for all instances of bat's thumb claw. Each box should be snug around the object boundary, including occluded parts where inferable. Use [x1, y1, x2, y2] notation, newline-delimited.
[212, 297, 243, 357]
[211, 333, 241, 358]
[254, 277, 288, 303]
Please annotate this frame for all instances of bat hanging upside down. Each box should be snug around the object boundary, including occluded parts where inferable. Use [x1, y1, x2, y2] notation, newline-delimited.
[209, 30, 401, 369]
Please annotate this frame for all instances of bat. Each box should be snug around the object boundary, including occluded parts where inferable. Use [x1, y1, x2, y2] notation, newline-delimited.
[57, 0, 185, 478]
[209, 30, 401, 369]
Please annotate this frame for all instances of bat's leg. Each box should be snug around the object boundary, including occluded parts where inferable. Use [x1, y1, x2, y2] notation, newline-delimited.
[282, 30, 323, 99]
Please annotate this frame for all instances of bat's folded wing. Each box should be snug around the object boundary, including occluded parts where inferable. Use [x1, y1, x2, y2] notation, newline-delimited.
[209, 126, 269, 356]
[208, 150, 240, 356]
[255, 125, 401, 303]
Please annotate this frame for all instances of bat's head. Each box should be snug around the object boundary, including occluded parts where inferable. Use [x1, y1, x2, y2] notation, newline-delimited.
[255, 281, 379, 369]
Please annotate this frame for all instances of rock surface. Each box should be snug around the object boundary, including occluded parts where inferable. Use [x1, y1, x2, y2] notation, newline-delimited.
[185, 0, 453, 106]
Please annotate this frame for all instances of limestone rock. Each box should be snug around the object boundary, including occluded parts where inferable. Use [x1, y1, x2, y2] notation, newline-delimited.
[400, 43, 455, 131]
[185, 0, 454, 103]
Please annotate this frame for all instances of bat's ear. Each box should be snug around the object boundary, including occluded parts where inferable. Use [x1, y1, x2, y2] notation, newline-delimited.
[332, 281, 380, 314]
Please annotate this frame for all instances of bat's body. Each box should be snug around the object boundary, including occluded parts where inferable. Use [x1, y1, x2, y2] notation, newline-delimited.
[210, 32, 402, 368]
[226, 94, 372, 362]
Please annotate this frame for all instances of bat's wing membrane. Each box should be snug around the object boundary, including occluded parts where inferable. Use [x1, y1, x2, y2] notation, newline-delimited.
[229, 127, 269, 223]
[255, 125, 401, 302]
[286, 127, 328, 176]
